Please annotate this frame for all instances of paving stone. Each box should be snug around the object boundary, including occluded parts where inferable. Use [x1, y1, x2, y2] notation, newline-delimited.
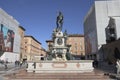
[3, 69, 114, 80]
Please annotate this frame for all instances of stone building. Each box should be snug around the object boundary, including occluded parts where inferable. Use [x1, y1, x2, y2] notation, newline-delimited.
[67, 34, 85, 59]
[24, 36, 44, 61]
[46, 40, 53, 53]
[18, 26, 26, 61]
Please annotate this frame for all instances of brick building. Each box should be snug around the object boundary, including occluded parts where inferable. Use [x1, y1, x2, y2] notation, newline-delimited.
[18, 26, 26, 61]
[67, 34, 85, 56]
[24, 36, 43, 61]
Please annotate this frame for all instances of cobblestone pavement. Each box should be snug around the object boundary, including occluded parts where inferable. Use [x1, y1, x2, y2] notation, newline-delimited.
[0, 63, 15, 71]
[0, 63, 118, 80]
[3, 69, 116, 80]
[0, 63, 26, 80]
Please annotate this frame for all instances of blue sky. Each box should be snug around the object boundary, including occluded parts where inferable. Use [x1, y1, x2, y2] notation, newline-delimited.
[0, 0, 94, 49]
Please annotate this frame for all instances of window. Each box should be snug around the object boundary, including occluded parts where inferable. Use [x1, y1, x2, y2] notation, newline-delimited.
[80, 46, 83, 50]
[25, 42, 27, 44]
[80, 42, 82, 45]
[75, 46, 77, 50]
[75, 43, 77, 45]
[25, 46, 27, 49]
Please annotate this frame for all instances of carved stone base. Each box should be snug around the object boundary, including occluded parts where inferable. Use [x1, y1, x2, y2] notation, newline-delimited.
[27, 60, 94, 73]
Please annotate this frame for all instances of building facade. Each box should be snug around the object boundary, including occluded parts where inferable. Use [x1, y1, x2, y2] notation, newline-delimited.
[24, 36, 45, 61]
[46, 40, 53, 53]
[84, 0, 120, 60]
[18, 26, 26, 61]
[67, 34, 85, 59]
[0, 8, 21, 62]
[40, 47, 46, 56]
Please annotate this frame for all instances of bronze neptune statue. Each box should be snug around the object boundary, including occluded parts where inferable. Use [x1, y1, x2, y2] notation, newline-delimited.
[56, 11, 63, 31]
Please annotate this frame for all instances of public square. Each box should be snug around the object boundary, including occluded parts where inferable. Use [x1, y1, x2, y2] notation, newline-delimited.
[0, 0, 120, 80]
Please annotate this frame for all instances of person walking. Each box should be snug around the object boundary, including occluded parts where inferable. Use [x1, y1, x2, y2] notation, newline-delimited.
[4, 62, 8, 70]
[20, 61, 22, 67]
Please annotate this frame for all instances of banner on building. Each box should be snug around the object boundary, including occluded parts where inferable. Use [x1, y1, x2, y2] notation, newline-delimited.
[0, 24, 15, 52]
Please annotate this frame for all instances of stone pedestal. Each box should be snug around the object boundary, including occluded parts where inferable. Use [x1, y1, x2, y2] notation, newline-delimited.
[27, 60, 94, 73]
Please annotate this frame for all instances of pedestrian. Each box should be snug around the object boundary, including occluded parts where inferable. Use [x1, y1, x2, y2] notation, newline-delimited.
[32, 62, 36, 69]
[15, 60, 17, 67]
[17, 60, 20, 66]
[20, 61, 22, 67]
[4, 62, 8, 70]
[93, 59, 98, 68]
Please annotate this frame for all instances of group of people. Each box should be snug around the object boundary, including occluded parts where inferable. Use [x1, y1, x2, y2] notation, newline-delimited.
[15, 60, 23, 67]
[0, 60, 8, 70]
[0, 59, 7, 64]
[0, 60, 26, 70]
